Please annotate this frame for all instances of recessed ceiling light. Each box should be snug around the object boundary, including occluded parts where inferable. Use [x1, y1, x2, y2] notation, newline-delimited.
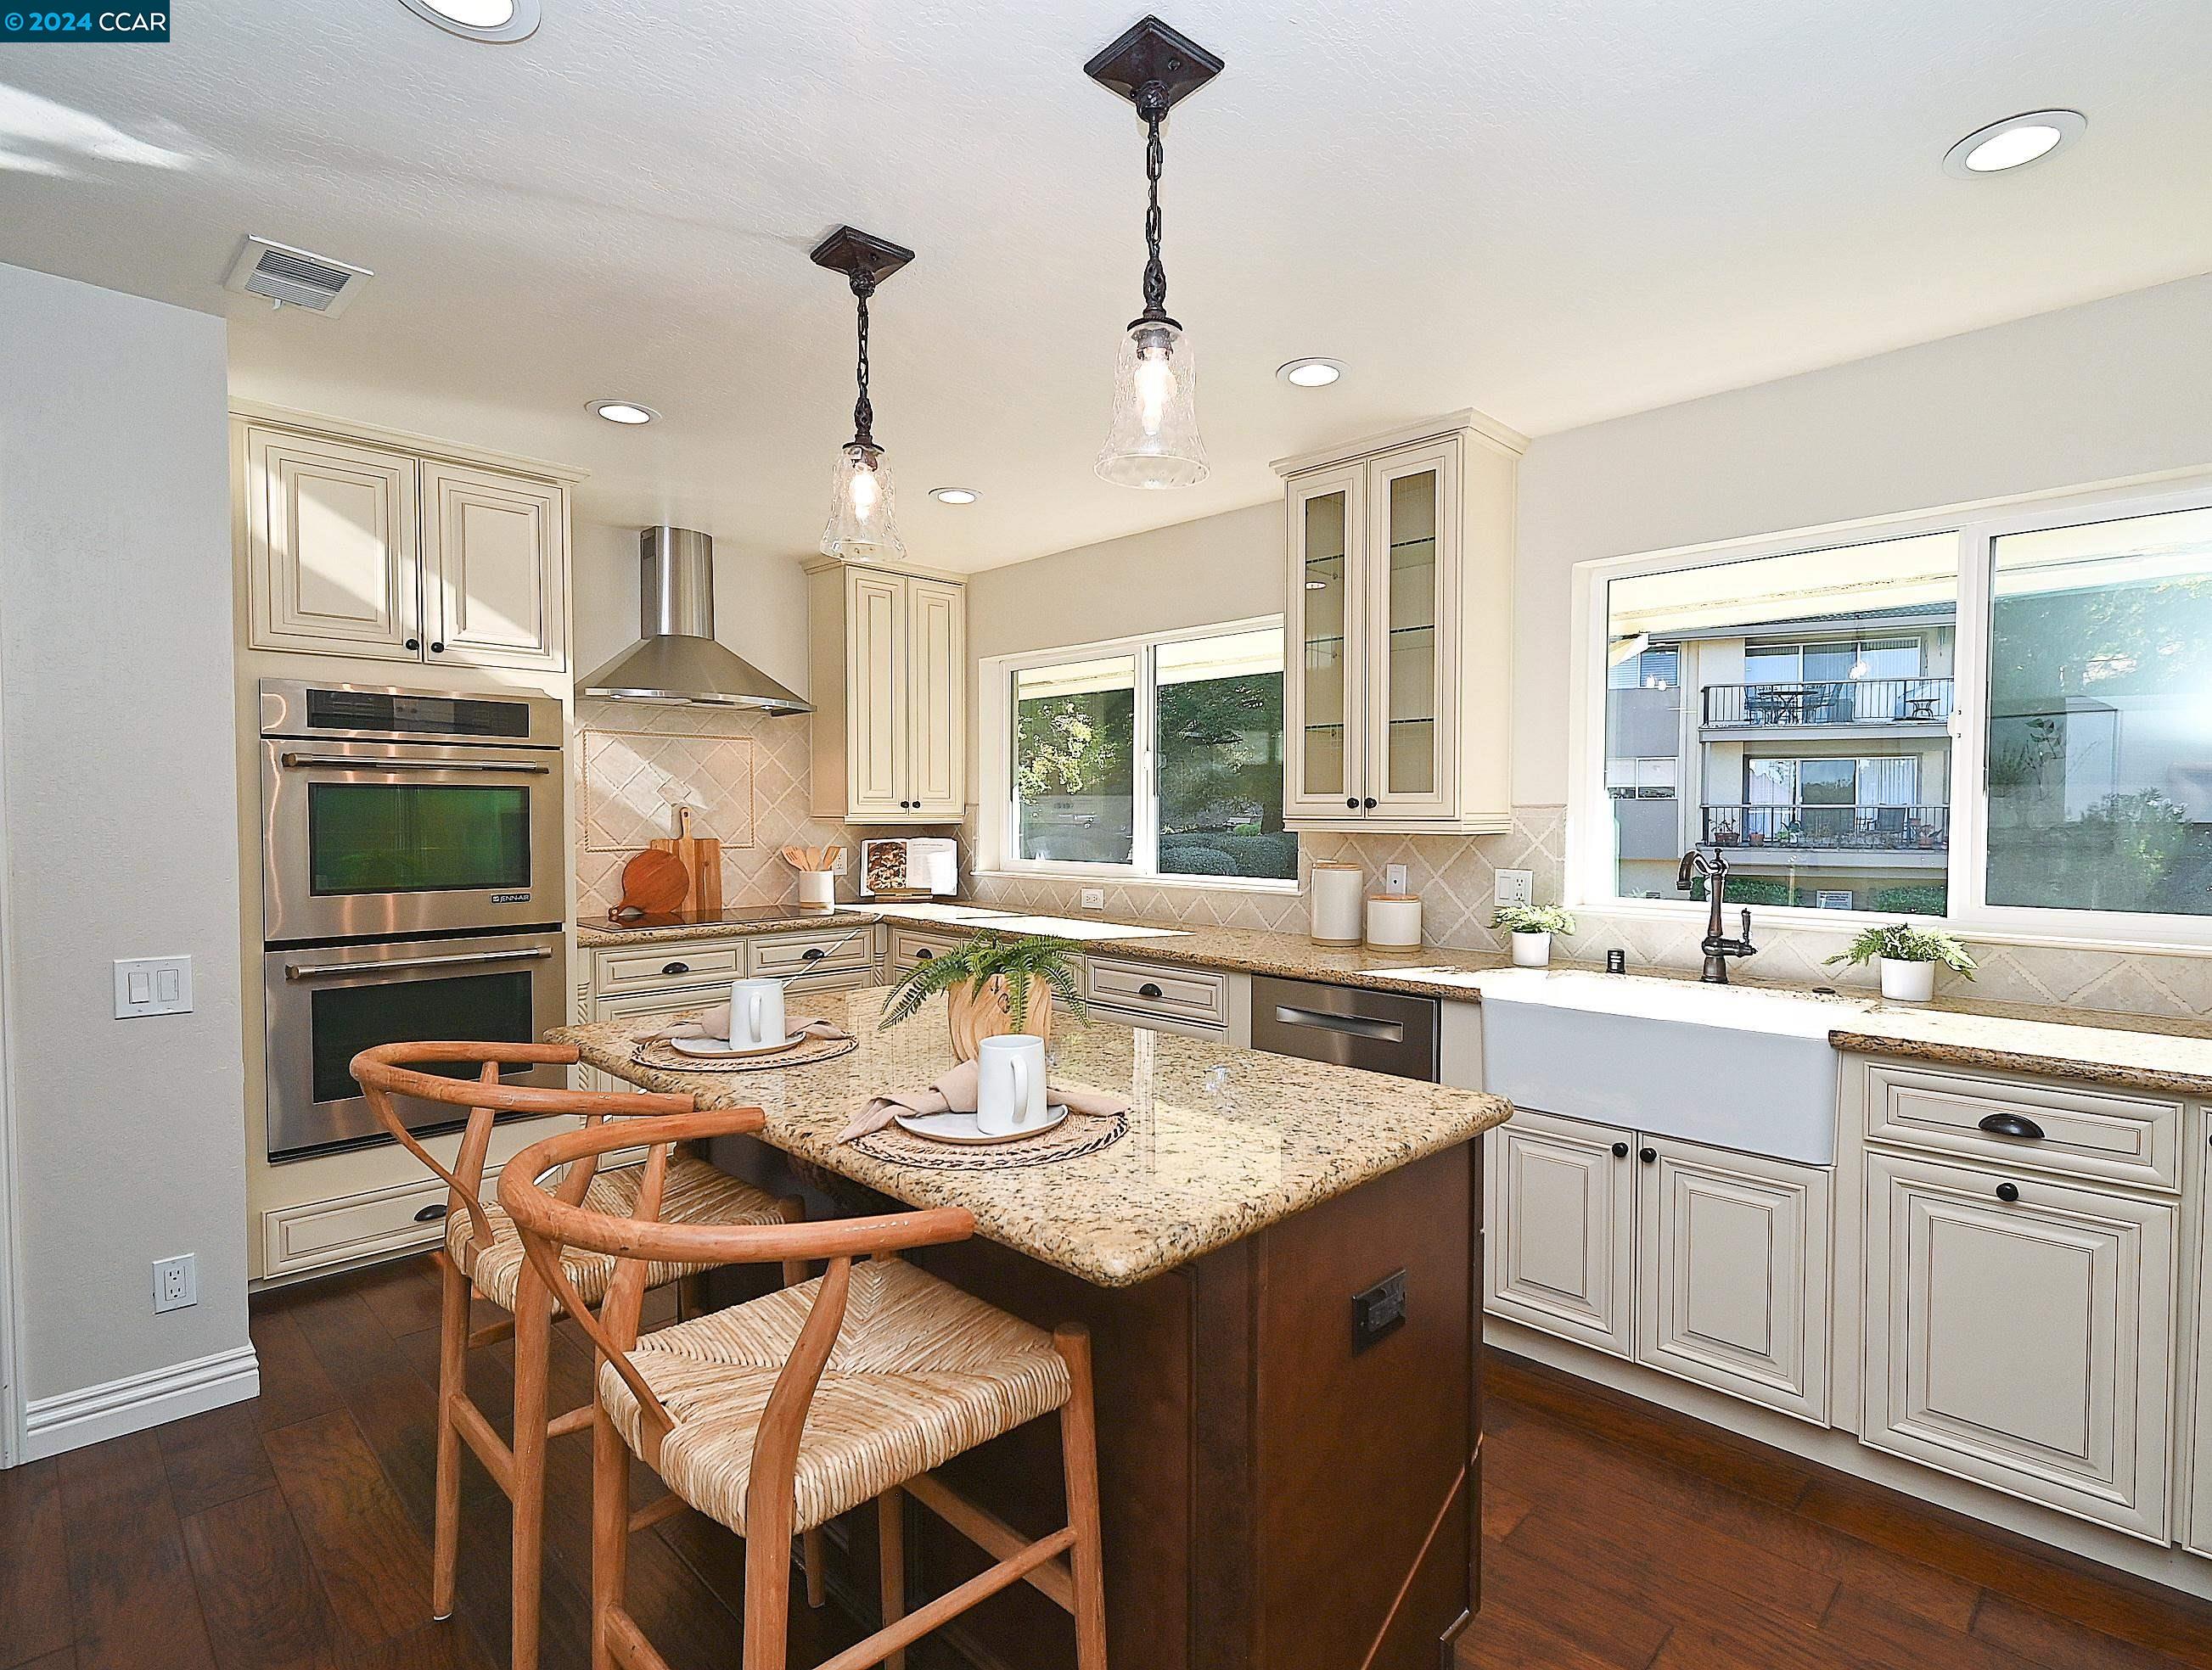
[928, 487, 980, 505]
[396, 0, 541, 43]
[587, 400, 657, 426]
[1277, 358, 1345, 388]
[1943, 110, 2085, 178]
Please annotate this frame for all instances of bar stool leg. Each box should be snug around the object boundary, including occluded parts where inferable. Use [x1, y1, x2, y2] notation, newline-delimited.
[877, 1484, 907, 1670]
[1055, 1324, 1109, 1670]
[591, 1408, 629, 1670]
[433, 1250, 468, 1622]
[510, 1271, 552, 1670]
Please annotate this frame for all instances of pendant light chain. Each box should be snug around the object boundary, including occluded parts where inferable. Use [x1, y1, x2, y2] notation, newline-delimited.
[849, 271, 876, 448]
[1137, 83, 1171, 322]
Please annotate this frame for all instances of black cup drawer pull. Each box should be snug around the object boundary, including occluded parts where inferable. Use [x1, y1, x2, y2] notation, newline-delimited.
[414, 1202, 449, 1224]
[1977, 1111, 2046, 1142]
[662, 961, 690, 976]
[802, 946, 827, 961]
[1137, 982, 1165, 1000]
[914, 947, 934, 960]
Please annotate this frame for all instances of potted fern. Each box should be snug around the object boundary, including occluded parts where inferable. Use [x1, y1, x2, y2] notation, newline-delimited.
[878, 933, 1088, 1061]
[1492, 903, 1575, 968]
[1825, 922, 1977, 1003]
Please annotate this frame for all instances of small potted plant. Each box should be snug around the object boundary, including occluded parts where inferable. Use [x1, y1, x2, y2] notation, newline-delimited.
[1825, 922, 1977, 1002]
[878, 933, 1087, 1060]
[1492, 904, 1575, 968]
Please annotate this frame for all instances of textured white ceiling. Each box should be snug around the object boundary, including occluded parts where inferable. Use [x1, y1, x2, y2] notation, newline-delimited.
[2, 1, 2208, 574]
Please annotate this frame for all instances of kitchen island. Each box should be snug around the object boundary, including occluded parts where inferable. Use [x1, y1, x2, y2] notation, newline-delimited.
[555, 986, 1513, 1670]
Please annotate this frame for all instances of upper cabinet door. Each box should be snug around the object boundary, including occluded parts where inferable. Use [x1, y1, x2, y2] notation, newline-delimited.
[1861, 1150, 2174, 1540]
[1364, 439, 1458, 818]
[1284, 465, 1367, 820]
[422, 462, 567, 670]
[845, 568, 908, 820]
[247, 426, 421, 660]
[905, 575, 966, 818]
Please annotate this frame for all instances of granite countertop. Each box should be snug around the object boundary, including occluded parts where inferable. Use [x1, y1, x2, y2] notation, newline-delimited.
[573, 901, 2212, 1099]
[553, 987, 1512, 1289]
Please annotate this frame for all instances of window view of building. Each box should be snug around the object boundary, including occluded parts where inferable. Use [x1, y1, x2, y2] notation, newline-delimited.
[1605, 534, 1959, 914]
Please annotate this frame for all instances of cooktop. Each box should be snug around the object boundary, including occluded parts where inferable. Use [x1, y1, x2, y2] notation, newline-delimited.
[576, 903, 859, 933]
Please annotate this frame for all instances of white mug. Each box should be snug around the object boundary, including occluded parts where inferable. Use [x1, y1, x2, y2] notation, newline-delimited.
[974, 1034, 1047, 1137]
[727, 978, 786, 1049]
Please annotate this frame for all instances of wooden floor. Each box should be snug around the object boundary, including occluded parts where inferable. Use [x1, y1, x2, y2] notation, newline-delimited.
[2, 1254, 2207, 1670]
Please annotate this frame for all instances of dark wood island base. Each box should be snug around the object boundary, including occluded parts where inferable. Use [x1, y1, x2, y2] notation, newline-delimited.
[709, 1135, 1482, 1670]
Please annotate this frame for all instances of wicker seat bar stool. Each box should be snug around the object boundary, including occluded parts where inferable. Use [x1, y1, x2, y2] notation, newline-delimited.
[497, 1106, 1109, 1670]
[350, 1042, 818, 1670]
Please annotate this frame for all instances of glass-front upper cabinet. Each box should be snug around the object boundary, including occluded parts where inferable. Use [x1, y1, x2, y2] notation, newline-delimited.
[1285, 464, 1367, 818]
[1276, 417, 1518, 831]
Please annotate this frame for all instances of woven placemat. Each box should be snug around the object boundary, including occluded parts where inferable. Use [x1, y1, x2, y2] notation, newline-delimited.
[629, 1034, 858, 1073]
[850, 1112, 1129, 1170]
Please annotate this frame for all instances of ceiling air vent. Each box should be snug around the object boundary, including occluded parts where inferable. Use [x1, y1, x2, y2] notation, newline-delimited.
[224, 236, 373, 317]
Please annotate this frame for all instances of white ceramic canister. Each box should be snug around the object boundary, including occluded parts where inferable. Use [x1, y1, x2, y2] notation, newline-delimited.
[1310, 863, 1366, 946]
[1364, 893, 1423, 952]
[795, 870, 835, 910]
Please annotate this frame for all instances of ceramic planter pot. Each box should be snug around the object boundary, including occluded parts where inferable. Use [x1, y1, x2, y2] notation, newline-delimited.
[1878, 956, 1937, 1002]
[1510, 931, 1552, 968]
[946, 975, 1054, 1062]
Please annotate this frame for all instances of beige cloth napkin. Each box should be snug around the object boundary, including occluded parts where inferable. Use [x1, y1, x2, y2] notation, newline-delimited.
[646, 1006, 852, 1045]
[840, 1058, 1131, 1143]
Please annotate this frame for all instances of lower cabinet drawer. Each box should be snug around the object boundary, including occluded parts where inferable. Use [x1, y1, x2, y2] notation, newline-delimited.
[1861, 1150, 2176, 1541]
[597, 943, 744, 992]
[1083, 955, 1227, 1027]
[263, 1175, 457, 1278]
[1862, 1061, 2181, 1192]
[749, 927, 876, 979]
[887, 927, 967, 972]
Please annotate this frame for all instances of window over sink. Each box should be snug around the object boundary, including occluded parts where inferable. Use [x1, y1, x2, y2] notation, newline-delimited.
[988, 619, 1299, 888]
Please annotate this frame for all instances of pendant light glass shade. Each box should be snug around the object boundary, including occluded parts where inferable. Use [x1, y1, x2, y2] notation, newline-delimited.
[822, 440, 905, 562]
[1098, 318, 1207, 489]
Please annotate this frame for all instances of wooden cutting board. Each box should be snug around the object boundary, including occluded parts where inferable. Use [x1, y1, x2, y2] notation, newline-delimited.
[614, 849, 689, 918]
[651, 806, 722, 915]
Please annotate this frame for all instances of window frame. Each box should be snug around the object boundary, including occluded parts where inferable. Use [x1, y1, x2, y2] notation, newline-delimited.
[1569, 468, 2212, 951]
[978, 614, 1301, 894]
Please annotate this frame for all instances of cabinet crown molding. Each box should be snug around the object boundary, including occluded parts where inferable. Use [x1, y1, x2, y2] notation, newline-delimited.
[1271, 407, 1529, 478]
[230, 399, 588, 485]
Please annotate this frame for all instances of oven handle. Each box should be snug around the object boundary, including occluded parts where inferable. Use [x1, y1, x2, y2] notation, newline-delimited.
[1271, 1006, 1406, 1043]
[278, 752, 552, 776]
[284, 947, 556, 980]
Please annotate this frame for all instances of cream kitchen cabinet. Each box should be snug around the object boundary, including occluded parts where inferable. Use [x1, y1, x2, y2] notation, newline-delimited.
[806, 558, 966, 823]
[1485, 1109, 1833, 1421]
[2187, 1108, 2212, 1560]
[236, 405, 575, 671]
[1861, 1149, 2175, 1541]
[1275, 412, 1522, 832]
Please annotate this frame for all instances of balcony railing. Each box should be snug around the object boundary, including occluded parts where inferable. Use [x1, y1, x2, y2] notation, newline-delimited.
[1701, 678, 1954, 727]
[1703, 804, 1950, 852]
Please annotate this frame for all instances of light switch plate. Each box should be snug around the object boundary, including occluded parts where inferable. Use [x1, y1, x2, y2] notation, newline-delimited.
[115, 955, 193, 1018]
[1496, 870, 1534, 910]
[1079, 888, 1106, 910]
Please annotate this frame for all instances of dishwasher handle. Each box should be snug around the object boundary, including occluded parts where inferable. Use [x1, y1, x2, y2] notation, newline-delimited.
[1271, 1005, 1407, 1044]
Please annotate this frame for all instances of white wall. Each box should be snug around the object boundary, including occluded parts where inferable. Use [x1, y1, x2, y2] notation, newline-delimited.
[0, 264, 251, 1452]
[570, 520, 813, 700]
[1514, 271, 2212, 803]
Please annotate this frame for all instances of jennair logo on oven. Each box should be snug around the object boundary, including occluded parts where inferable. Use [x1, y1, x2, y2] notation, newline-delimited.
[491, 892, 531, 905]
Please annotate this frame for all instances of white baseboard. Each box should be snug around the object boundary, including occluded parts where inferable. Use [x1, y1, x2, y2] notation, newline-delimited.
[20, 1343, 259, 1461]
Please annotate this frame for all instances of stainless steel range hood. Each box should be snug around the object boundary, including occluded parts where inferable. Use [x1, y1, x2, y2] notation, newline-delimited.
[579, 527, 811, 713]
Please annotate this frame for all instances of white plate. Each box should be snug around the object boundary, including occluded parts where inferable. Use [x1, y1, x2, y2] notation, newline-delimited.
[892, 1105, 1070, 1146]
[668, 1031, 806, 1059]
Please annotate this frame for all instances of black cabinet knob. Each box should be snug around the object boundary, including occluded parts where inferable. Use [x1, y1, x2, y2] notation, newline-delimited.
[404, 637, 420, 651]
[1137, 983, 1164, 1000]
[1612, 1141, 1630, 1158]
[1977, 1111, 2045, 1142]
[1347, 798, 1360, 810]
[1638, 1146, 1657, 1164]
[802, 946, 826, 961]
[661, 961, 689, 976]
[1362, 797, 1378, 810]
[1995, 1181, 2020, 1203]
[429, 641, 446, 653]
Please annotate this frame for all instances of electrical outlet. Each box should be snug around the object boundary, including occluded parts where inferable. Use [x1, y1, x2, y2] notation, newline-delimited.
[1384, 863, 1410, 895]
[153, 1254, 197, 1314]
[1079, 888, 1106, 910]
[115, 955, 193, 1018]
[1496, 869, 1534, 911]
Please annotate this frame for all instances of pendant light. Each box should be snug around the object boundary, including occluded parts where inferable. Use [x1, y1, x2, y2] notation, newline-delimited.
[811, 225, 915, 561]
[1086, 15, 1223, 490]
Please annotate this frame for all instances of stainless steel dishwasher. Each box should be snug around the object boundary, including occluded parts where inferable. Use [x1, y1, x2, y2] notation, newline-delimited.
[1248, 974, 1440, 1080]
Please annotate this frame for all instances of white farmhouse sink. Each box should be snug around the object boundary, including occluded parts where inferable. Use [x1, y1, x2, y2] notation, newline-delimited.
[1474, 968, 1853, 1163]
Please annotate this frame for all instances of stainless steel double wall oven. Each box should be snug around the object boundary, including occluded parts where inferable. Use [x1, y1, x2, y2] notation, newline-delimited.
[260, 680, 569, 1158]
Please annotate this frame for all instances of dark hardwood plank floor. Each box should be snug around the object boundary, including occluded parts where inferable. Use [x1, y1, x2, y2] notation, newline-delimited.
[4, 1255, 2208, 1670]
